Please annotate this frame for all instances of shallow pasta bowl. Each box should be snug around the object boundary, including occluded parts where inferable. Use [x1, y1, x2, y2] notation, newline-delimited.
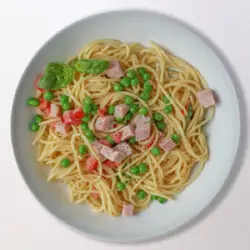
[11, 10, 241, 242]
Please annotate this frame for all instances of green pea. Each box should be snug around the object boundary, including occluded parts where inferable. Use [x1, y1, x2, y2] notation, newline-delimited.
[81, 122, 89, 131]
[138, 67, 146, 76]
[151, 195, 158, 201]
[85, 130, 94, 138]
[164, 105, 173, 114]
[138, 163, 148, 173]
[140, 91, 150, 102]
[158, 197, 167, 204]
[62, 102, 71, 111]
[126, 69, 136, 79]
[34, 115, 43, 123]
[156, 122, 166, 131]
[43, 91, 54, 101]
[124, 112, 133, 121]
[82, 103, 91, 114]
[144, 82, 153, 92]
[120, 77, 131, 87]
[114, 83, 123, 92]
[151, 147, 161, 156]
[130, 165, 140, 175]
[128, 136, 136, 144]
[60, 158, 70, 168]
[115, 117, 124, 124]
[81, 115, 90, 123]
[130, 77, 139, 87]
[137, 190, 147, 199]
[87, 136, 95, 143]
[29, 122, 40, 132]
[91, 104, 98, 115]
[106, 134, 115, 145]
[139, 107, 148, 115]
[142, 72, 151, 81]
[129, 104, 139, 114]
[124, 95, 133, 105]
[60, 95, 69, 103]
[108, 105, 115, 115]
[78, 145, 88, 155]
[83, 96, 93, 105]
[171, 133, 180, 143]
[27, 97, 39, 107]
[162, 96, 170, 104]
[153, 112, 163, 121]
[116, 182, 126, 191]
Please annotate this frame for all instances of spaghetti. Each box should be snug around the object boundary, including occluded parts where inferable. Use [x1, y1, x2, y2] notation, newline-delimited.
[27, 40, 215, 216]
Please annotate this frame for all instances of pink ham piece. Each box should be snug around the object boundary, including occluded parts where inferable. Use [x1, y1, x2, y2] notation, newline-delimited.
[159, 138, 176, 153]
[120, 125, 135, 141]
[95, 116, 114, 131]
[132, 115, 151, 141]
[197, 89, 215, 108]
[91, 140, 107, 161]
[114, 104, 129, 119]
[105, 60, 124, 78]
[49, 103, 60, 118]
[114, 142, 132, 157]
[122, 204, 134, 216]
[100, 146, 126, 163]
[54, 121, 69, 137]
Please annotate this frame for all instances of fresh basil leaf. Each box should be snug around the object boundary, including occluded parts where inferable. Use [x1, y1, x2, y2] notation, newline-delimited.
[74, 59, 109, 74]
[38, 63, 74, 90]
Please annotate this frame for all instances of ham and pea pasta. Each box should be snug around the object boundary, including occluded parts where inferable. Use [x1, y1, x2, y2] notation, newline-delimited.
[26, 40, 215, 216]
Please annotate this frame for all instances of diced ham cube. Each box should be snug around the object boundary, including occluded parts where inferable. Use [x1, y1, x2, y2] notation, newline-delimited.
[111, 131, 122, 143]
[105, 60, 124, 78]
[114, 142, 132, 157]
[122, 204, 134, 216]
[95, 116, 114, 131]
[120, 125, 135, 141]
[197, 89, 215, 108]
[159, 138, 176, 153]
[54, 121, 69, 137]
[100, 146, 126, 163]
[114, 104, 129, 119]
[91, 140, 106, 161]
[49, 103, 60, 118]
[133, 115, 151, 141]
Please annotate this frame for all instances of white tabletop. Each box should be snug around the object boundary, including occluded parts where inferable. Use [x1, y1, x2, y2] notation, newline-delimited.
[1, 0, 250, 249]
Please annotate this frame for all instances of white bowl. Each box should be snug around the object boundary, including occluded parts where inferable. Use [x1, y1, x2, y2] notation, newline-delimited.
[11, 10, 241, 243]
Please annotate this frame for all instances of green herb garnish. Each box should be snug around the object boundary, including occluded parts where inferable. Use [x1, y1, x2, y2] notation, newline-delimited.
[74, 59, 109, 74]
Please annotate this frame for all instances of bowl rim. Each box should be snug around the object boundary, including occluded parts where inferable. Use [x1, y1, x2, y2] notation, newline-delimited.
[10, 8, 243, 244]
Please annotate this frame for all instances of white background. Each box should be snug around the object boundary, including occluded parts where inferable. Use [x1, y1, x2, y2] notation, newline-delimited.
[1, 0, 250, 249]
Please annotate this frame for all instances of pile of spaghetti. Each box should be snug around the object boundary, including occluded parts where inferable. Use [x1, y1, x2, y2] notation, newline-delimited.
[26, 40, 215, 216]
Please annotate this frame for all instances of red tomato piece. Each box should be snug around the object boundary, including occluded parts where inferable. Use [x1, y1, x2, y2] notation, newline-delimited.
[110, 131, 122, 143]
[72, 108, 84, 120]
[38, 99, 49, 111]
[98, 107, 107, 117]
[99, 139, 112, 147]
[145, 137, 155, 149]
[103, 160, 120, 168]
[63, 110, 81, 125]
[86, 156, 98, 171]
[181, 109, 185, 116]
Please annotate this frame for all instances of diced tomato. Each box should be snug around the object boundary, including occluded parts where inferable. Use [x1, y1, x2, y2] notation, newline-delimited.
[114, 124, 119, 128]
[63, 110, 81, 125]
[111, 131, 122, 143]
[43, 107, 51, 117]
[86, 156, 98, 171]
[98, 107, 107, 117]
[103, 160, 120, 168]
[145, 137, 155, 149]
[181, 109, 185, 116]
[99, 139, 112, 147]
[38, 99, 50, 111]
[72, 108, 84, 120]
[34, 74, 44, 92]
